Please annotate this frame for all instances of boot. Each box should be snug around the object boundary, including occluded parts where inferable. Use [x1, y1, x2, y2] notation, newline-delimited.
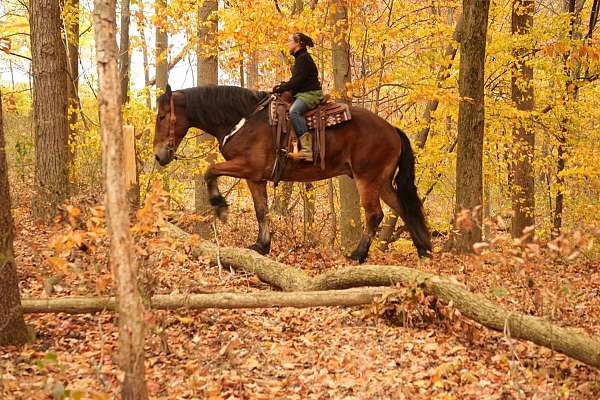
[297, 133, 313, 162]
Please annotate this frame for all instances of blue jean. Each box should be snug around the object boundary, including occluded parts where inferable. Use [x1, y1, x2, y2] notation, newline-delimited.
[289, 98, 310, 137]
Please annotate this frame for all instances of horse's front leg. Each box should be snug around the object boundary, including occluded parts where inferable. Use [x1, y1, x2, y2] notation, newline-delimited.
[246, 180, 271, 255]
[204, 159, 252, 222]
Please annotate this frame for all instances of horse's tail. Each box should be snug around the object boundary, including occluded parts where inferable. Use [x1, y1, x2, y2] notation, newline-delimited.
[394, 128, 432, 256]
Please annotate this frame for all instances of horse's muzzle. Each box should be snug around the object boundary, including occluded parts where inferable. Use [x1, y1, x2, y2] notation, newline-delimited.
[154, 147, 173, 167]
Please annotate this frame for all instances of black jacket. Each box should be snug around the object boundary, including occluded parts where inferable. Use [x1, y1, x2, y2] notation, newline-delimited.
[275, 48, 322, 94]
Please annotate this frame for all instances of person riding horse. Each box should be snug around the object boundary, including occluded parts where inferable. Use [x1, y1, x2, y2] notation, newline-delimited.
[272, 32, 324, 162]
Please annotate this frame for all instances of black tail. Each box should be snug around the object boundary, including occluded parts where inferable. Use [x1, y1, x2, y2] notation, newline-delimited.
[394, 128, 432, 257]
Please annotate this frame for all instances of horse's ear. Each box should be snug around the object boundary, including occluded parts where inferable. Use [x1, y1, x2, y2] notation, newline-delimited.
[166, 84, 172, 97]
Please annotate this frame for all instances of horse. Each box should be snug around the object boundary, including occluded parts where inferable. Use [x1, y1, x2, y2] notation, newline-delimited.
[153, 84, 431, 262]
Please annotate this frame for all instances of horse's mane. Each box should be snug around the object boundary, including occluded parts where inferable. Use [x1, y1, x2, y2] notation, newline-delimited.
[158, 85, 269, 132]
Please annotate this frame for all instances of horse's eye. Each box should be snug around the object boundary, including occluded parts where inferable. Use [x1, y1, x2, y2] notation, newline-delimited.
[158, 115, 165, 121]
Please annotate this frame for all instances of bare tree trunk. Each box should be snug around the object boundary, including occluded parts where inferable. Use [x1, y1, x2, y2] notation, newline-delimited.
[332, 0, 362, 249]
[93, 0, 148, 397]
[0, 90, 29, 346]
[247, 51, 259, 90]
[154, 0, 168, 95]
[328, 179, 337, 246]
[452, 0, 490, 252]
[553, 0, 579, 237]
[416, 14, 463, 149]
[239, 52, 245, 87]
[65, 0, 80, 164]
[119, 0, 131, 103]
[194, 0, 218, 237]
[30, 0, 70, 221]
[510, 0, 535, 239]
[138, 23, 152, 109]
[272, 182, 293, 215]
[302, 183, 315, 243]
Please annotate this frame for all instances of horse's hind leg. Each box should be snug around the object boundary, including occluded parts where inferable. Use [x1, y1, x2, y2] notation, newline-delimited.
[349, 177, 384, 263]
[247, 180, 271, 255]
[204, 159, 253, 222]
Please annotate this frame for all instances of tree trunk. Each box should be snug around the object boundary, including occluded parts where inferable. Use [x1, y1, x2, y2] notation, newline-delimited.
[452, 0, 490, 252]
[247, 51, 259, 90]
[30, 0, 70, 221]
[93, 0, 148, 397]
[22, 288, 397, 314]
[119, 0, 131, 103]
[272, 182, 294, 215]
[332, 0, 362, 248]
[553, 0, 578, 238]
[0, 90, 29, 346]
[194, 0, 218, 238]
[302, 183, 315, 243]
[65, 0, 80, 164]
[416, 14, 463, 149]
[154, 0, 168, 95]
[510, 0, 535, 239]
[162, 223, 600, 370]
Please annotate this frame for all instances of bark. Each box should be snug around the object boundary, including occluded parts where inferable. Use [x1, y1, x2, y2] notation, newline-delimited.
[272, 182, 294, 215]
[0, 90, 29, 346]
[302, 183, 315, 242]
[65, 0, 80, 163]
[138, 24, 152, 109]
[30, 0, 70, 221]
[154, 0, 168, 95]
[510, 0, 535, 239]
[452, 0, 490, 252]
[119, 0, 131, 103]
[195, 0, 218, 238]
[553, 0, 578, 237]
[416, 14, 463, 149]
[332, 1, 362, 248]
[93, 0, 148, 398]
[163, 223, 600, 369]
[247, 51, 259, 90]
[21, 288, 397, 314]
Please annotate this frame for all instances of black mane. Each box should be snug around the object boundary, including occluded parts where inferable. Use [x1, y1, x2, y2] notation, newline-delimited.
[158, 85, 269, 136]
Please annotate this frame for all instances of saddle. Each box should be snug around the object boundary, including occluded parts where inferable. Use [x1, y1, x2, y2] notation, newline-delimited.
[269, 91, 352, 185]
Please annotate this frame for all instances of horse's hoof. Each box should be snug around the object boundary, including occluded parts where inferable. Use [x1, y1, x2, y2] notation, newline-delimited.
[347, 250, 367, 264]
[249, 242, 270, 255]
[215, 205, 229, 223]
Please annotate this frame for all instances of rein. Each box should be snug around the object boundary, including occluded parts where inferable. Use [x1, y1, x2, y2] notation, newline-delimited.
[168, 95, 177, 150]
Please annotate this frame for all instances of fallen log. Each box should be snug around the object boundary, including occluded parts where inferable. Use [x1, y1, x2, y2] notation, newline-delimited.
[166, 223, 600, 369]
[21, 288, 397, 314]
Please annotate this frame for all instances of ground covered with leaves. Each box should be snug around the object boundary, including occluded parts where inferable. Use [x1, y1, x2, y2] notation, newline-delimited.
[1, 191, 600, 399]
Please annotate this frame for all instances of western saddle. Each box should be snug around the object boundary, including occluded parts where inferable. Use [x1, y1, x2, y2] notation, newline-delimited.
[269, 91, 351, 185]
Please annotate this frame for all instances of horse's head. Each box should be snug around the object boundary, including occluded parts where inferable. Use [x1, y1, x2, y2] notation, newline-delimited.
[153, 84, 191, 166]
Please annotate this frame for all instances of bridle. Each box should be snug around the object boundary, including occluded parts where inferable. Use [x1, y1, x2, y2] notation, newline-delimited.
[167, 94, 177, 151]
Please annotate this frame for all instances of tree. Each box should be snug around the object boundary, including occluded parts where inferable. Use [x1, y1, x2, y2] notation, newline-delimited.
[0, 90, 29, 346]
[120, 0, 131, 103]
[194, 0, 218, 237]
[155, 0, 169, 97]
[452, 0, 491, 252]
[332, 0, 362, 249]
[65, 0, 80, 163]
[510, 0, 535, 239]
[93, 0, 148, 397]
[30, 0, 70, 220]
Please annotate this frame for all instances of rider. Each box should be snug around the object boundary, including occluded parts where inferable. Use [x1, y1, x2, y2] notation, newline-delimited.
[272, 32, 323, 162]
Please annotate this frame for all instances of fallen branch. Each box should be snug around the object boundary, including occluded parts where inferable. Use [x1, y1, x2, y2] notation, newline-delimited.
[166, 223, 600, 369]
[22, 288, 397, 314]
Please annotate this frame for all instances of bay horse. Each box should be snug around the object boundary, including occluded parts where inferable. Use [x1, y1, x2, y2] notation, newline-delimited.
[153, 84, 431, 262]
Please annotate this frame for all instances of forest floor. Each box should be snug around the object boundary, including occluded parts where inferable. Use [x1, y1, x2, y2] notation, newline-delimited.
[1, 189, 600, 399]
